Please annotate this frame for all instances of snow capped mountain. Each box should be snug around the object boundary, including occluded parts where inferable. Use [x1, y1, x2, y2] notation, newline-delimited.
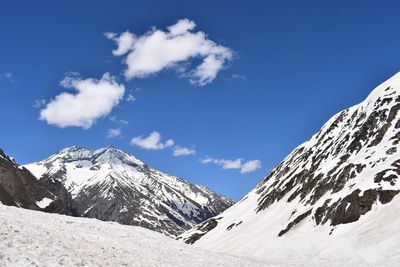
[24, 146, 234, 236]
[179, 72, 400, 265]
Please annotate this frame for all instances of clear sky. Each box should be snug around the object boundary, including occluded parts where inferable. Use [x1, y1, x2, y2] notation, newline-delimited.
[1, 0, 400, 200]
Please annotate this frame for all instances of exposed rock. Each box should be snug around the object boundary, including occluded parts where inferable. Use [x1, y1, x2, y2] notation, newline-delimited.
[181, 217, 221, 244]
[0, 149, 76, 215]
[278, 209, 312, 236]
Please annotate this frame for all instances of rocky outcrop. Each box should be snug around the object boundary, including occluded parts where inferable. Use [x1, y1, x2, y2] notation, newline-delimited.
[0, 149, 76, 215]
[0, 149, 47, 210]
[178, 217, 222, 244]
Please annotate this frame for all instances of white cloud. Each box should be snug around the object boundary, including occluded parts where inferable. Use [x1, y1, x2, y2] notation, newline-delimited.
[106, 18, 233, 85]
[202, 157, 261, 173]
[33, 99, 46, 109]
[230, 73, 246, 81]
[168, 19, 196, 36]
[172, 146, 196, 157]
[109, 115, 128, 125]
[202, 157, 243, 169]
[105, 31, 137, 56]
[0, 72, 15, 82]
[190, 54, 225, 86]
[107, 128, 121, 138]
[130, 131, 174, 150]
[126, 93, 136, 102]
[40, 73, 125, 129]
[240, 160, 261, 173]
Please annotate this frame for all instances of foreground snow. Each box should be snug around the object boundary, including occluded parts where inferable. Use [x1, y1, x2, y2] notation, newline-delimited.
[0, 205, 266, 267]
[183, 190, 400, 266]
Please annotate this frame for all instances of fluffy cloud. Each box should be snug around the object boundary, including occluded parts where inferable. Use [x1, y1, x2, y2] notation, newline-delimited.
[172, 146, 196, 157]
[130, 131, 174, 150]
[240, 160, 262, 173]
[202, 157, 261, 173]
[40, 73, 125, 129]
[202, 158, 242, 169]
[107, 128, 121, 138]
[105, 31, 137, 56]
[106, 19, 233, 86]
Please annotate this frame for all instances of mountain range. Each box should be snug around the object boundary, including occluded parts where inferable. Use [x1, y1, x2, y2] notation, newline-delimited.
[0, 146, 233, 236]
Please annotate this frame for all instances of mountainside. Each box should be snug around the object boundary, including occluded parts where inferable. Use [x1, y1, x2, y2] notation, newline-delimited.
[24, 146, 233, 236]
[179, 72, 400, 265]
[0, 149, 75, 214]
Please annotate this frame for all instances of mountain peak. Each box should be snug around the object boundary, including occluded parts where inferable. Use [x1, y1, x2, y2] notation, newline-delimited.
[92, 146, 144, 166]
[58, 145, 85, 153]
[94, 145, 127, 156]
[97, 145, 117, 151]
[49, 146, 144, 168]
[363, 71, 400, 105]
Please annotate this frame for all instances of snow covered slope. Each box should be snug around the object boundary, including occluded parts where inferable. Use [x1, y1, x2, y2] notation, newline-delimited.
[24, 146, 233, 236]
[179, 72, 400, 266]
[0, 204, 267, 266]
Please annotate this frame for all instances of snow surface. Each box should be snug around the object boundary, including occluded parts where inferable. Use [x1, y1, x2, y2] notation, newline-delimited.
[184, 189, 400, 266]
[0, 205, 267, 267]
[35, 197, 54, 209]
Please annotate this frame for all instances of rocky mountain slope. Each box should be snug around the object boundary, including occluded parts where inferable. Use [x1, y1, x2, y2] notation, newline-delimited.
[0, 149, 75, 214]
[179, 72, 400, 265]
[24, 146, 233, 236]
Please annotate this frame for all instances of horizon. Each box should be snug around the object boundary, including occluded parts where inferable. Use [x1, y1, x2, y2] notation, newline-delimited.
[2, 0, 400, 200]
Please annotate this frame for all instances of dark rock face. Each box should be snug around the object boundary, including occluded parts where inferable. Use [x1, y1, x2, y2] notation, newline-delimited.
[0, 183, 17, 206]
[38, 174, 77, 216]
[0, 149, 76, 215]
[317, 189, 399, 226]
[278, 209, 312, 236]
[24, 146, 234, 236]
[0, 149, 46, 210]
[179, 217, 222, 244]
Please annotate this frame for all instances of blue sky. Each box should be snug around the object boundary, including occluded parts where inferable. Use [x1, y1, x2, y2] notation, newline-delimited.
[1, 0, 400, 200]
